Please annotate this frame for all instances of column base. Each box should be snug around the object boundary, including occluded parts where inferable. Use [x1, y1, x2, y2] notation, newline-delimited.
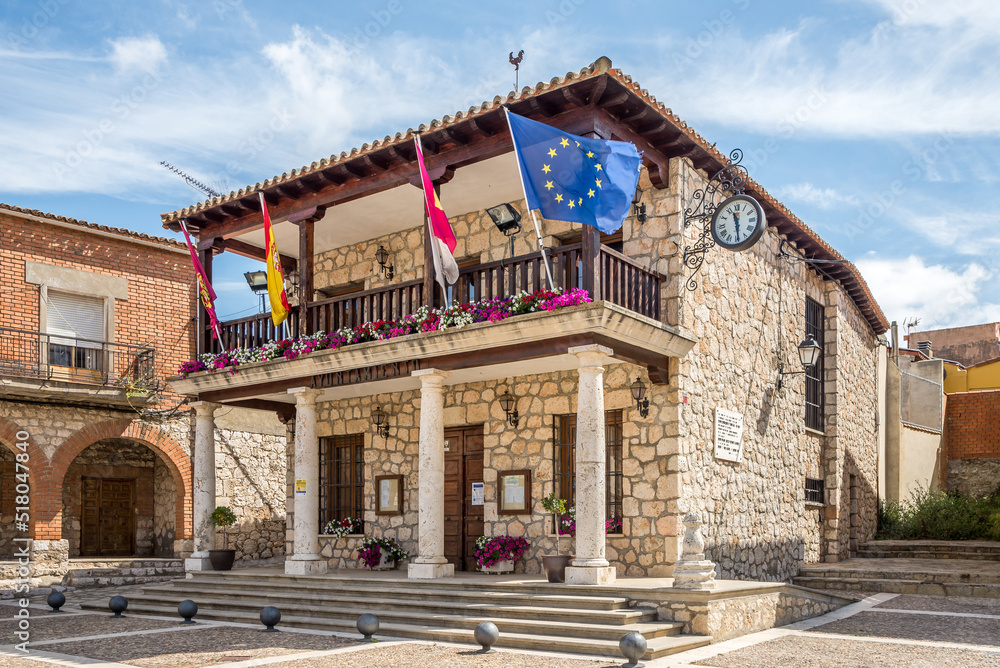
[565, 565, 616, 585]
[184, 557, 213, 572]
[284, 559, 328, 575]
[672, 560, 717, 590]
[408, 562, 455, 579]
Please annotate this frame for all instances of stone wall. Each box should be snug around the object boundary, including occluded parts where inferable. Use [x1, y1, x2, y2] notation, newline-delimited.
[653, 157, 877, 579]
[948, 458, 1000, 497]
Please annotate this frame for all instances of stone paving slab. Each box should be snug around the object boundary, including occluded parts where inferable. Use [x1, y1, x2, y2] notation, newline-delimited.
[0, 655, 54, 668]
[0, 614, 178, 643]
[38, 625, 360, 668]
[691, 635, 1000, 668]
[265, 644, 616, 668]
[874, 594, 1000, 615]
[811, 610, 1000, 646]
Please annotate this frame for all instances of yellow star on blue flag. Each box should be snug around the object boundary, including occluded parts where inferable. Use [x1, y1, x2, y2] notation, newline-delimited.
[507, 111, 641, 234]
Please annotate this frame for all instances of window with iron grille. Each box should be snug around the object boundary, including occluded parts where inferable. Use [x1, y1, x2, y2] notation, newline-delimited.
[552, 410, 624, 524]
[319, 434, 364, 532]
[805, 477, 825, 504]
[805, 297, 825, 431]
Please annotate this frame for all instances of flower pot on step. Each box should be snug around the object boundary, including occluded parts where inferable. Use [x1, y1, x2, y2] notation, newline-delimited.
[208, 549, 236, 571]
[373, 551, 397, 571]
[542, 554, 574, 583]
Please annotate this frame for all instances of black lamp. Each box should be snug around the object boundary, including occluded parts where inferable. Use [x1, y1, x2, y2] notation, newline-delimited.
[487, 203, 522, 259]
[630, 378, 649, 418]
[371, 406, 389, 439]
[632, 189, 647, 224]
[497, 390, 520, 428]
[777, 334, 823, 389]
[374, 245, 394, 280]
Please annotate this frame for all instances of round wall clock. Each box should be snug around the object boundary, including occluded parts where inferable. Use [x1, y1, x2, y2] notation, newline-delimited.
[709, 194, 766, 252]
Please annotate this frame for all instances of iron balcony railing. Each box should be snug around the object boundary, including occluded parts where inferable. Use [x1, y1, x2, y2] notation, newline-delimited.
[0, 327, 159, 393]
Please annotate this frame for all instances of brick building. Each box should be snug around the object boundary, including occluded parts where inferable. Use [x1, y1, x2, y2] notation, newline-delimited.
[0, 204, 286, 585]
[165, 57, 888, 583]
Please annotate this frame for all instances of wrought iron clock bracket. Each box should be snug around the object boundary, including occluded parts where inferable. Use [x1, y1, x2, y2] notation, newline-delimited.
[681, 148, 750, 291]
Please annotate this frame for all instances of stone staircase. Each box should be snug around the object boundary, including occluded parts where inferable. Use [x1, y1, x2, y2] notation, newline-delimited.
[79, 571, 711, 660]
[793, 540, 1000, 598]
[857, 540, 1000, 561]
[62, 558, 185, 588]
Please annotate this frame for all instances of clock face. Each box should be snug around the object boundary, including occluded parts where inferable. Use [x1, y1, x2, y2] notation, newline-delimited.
[710, 195, 766, 252]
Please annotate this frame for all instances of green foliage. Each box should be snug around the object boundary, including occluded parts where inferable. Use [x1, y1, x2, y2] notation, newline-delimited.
[211, 506, 237, 528]
[876, 487, 1000, 541]
[541, 493, 567, 515]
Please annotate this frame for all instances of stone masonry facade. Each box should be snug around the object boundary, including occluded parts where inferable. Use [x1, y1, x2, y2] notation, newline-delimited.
[283, 157, 881, 581]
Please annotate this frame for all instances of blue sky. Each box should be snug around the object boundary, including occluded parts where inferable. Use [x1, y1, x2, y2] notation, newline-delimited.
[2, 0, 998, 331]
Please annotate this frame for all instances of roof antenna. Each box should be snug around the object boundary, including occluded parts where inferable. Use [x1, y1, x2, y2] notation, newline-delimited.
[160, 161, 222, 199]
[509, 50, 524, 91]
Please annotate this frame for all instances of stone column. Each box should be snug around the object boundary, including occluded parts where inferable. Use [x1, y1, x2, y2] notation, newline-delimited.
[186, 401, 218, 572]
[408, 369, 455, 579]
[672, 512, 717, 590]
[285, 387, 328, 575]
[566, 344, 617, 585]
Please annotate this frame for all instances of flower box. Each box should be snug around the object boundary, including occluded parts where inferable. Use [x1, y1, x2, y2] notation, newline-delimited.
[475, 535, 529, 571]
[482, 559, 515, 574]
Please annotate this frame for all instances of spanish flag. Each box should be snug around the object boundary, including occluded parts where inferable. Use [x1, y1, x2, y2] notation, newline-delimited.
[260, 192, 290, 326]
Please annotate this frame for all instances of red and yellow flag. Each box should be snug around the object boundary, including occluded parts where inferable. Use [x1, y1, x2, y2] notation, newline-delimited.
[260, 192, 290, 326]
[414, 135, 458, 296]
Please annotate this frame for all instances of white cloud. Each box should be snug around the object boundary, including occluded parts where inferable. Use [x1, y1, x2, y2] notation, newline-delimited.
[108, 36, 168, 75]
[775, 183, 859, 209]
[856, 254, 1000, 329]
[643, 6, 1000, 138]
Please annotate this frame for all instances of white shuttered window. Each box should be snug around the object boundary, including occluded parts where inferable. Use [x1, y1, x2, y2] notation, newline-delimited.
[46, 291, 105, 346]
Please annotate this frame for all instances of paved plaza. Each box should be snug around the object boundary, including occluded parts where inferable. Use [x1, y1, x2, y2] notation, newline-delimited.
[2, 585, 1000, 667]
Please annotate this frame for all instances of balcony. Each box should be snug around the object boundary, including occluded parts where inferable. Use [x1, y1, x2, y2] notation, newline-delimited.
[210, 243, 662, 355]
[0, 328, 159, 404]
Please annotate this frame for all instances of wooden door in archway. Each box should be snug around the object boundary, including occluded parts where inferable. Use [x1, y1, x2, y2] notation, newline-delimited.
[81, 477, 135, 557]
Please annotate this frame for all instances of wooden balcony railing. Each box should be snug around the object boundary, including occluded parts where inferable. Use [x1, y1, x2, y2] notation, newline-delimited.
[306, 279, 425, 333]
[210, 243, 662, 354]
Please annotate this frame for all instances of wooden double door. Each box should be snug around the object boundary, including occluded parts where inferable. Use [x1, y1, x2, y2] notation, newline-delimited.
[443, 427, 484, 571]
[81, 477, 136, 557]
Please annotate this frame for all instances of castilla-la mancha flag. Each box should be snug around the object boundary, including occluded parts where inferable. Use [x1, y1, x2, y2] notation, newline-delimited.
[260, 192, 290, 326]
[179, 219, 222, 341]
[414, 135, 458, 299]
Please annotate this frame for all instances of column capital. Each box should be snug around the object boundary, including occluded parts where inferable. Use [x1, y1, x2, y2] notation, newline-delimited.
[288, 387, 321, 405]
[190, 401, 219, 418]
[568, 344, 614, 368]
[412, 368, 451, 386]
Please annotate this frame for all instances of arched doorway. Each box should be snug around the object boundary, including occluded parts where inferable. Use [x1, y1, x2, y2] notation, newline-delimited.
[0, 445, 16, 559]
[61, 439, 177, 557]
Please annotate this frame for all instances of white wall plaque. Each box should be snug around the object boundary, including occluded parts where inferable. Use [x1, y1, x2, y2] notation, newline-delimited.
[471, 482, 485, 506]
[714, 408, 745, 463]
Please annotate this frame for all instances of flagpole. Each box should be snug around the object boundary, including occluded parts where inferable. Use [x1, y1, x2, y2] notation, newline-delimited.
[503, 107, 556, 291]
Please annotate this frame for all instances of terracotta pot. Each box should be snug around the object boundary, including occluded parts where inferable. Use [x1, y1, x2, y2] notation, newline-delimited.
[208, 549, 236, 571]
[542, 554, 574, 583]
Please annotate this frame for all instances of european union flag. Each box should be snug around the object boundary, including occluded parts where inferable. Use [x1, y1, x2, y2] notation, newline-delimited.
[507, 111, 642, 234]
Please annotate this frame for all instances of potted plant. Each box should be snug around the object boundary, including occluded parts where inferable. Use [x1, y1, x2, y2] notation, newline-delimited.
[209, 506, 237, 571]
[475, 535, 529, 574]
[357, 536, 409, 570]
[324, 517, 364, 537]
[541, 493, 574, 583]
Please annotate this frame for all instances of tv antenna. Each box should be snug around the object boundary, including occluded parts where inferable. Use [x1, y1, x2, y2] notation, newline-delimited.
[160, 161, 222, 199]
[509, 50, 524, 90]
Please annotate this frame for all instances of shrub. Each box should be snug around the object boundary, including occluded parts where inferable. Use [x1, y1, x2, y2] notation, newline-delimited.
[875, 486, 1000, 541]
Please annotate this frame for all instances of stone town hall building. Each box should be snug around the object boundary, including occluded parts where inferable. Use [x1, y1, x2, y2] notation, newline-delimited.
[167, 57, 886, 584]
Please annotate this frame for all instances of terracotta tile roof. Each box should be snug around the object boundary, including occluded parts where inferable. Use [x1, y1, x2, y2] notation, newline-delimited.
[2, 202, 185, 250]
[160, 57, 888, 334]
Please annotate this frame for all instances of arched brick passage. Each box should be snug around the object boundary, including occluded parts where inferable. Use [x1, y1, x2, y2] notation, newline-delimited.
[49, 420, 193, 543]
[0, 416, 51, 539]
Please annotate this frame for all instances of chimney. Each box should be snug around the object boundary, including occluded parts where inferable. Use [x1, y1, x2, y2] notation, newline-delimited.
[916, 341, 933, 358]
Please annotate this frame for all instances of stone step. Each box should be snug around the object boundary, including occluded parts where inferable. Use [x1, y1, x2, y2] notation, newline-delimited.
[68, 560, 183, 569]
[796, 566, 1000, 585]
[135, 587, 658, 630]
[168, 576, 631, 611]
[108, 592, 674, 641]
[78, 601, 708, 659]
[791, 576, 1000, 598]
[858, 541, 1000, 560]
[857, 549, 1000, 561]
